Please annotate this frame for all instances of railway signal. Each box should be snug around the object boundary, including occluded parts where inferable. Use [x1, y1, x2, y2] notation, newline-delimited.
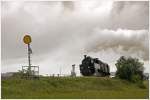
[22, 35, 39, 79]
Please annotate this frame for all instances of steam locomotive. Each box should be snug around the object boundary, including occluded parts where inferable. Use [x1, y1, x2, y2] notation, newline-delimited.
[80, 55, 110, 77]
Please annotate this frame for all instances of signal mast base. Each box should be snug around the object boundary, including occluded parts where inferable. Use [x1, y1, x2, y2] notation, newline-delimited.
[22, 66, 39, 79]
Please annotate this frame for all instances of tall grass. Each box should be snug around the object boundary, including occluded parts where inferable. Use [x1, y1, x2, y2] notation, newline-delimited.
[1, 77, 149, 99]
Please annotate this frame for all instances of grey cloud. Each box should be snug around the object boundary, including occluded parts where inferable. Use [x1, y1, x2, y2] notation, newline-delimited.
[62, 1, 74, 12]
[84, 29, 149, 61]
[110, 1, 149, 30]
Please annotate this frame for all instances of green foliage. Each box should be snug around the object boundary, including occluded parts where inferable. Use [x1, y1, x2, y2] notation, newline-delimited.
[115, 56, 144, 82]
[2, 77, 148, 99]
[131, 74, 142, 83]
[137, 81, 147, 89]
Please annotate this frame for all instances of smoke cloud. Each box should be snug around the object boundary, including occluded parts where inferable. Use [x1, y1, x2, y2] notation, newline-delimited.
[1, 1, 149, 75]
[85, 29, 149, 60]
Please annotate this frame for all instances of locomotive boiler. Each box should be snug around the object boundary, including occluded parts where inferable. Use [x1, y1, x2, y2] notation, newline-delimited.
[80, 55, 110, 76]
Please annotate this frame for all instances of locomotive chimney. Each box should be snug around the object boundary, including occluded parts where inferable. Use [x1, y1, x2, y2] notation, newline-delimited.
[84, 55, 87, 59]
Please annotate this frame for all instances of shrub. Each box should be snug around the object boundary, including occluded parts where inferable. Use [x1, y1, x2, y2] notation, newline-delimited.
[115, 56, 144, 82]
[137, 81, 146, 89]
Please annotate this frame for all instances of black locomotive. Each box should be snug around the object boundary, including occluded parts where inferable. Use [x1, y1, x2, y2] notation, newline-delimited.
[80, 55, 110, 76]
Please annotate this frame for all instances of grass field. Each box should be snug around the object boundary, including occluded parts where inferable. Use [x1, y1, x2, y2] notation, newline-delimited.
[1, 77, 149, 99]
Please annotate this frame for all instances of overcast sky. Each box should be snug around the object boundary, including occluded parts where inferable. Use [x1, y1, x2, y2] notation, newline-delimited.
[1, 1, 149, 76]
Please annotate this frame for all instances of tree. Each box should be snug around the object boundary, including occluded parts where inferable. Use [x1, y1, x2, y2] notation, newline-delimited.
[115, 56, 144, 82]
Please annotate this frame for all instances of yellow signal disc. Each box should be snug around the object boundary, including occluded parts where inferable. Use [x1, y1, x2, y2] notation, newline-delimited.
[23, 35, 32, 44]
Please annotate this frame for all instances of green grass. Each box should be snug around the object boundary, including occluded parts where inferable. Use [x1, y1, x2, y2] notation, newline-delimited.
[1, 77, 149, 99]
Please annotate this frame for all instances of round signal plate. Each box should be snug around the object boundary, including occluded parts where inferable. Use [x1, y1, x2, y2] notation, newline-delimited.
[23, 35, 32, 44]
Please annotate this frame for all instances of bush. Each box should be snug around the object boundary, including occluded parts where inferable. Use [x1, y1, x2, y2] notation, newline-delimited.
[131, 74, 142, 83]
[137, 81, 146, 89]
[115, 56, 144, 82]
